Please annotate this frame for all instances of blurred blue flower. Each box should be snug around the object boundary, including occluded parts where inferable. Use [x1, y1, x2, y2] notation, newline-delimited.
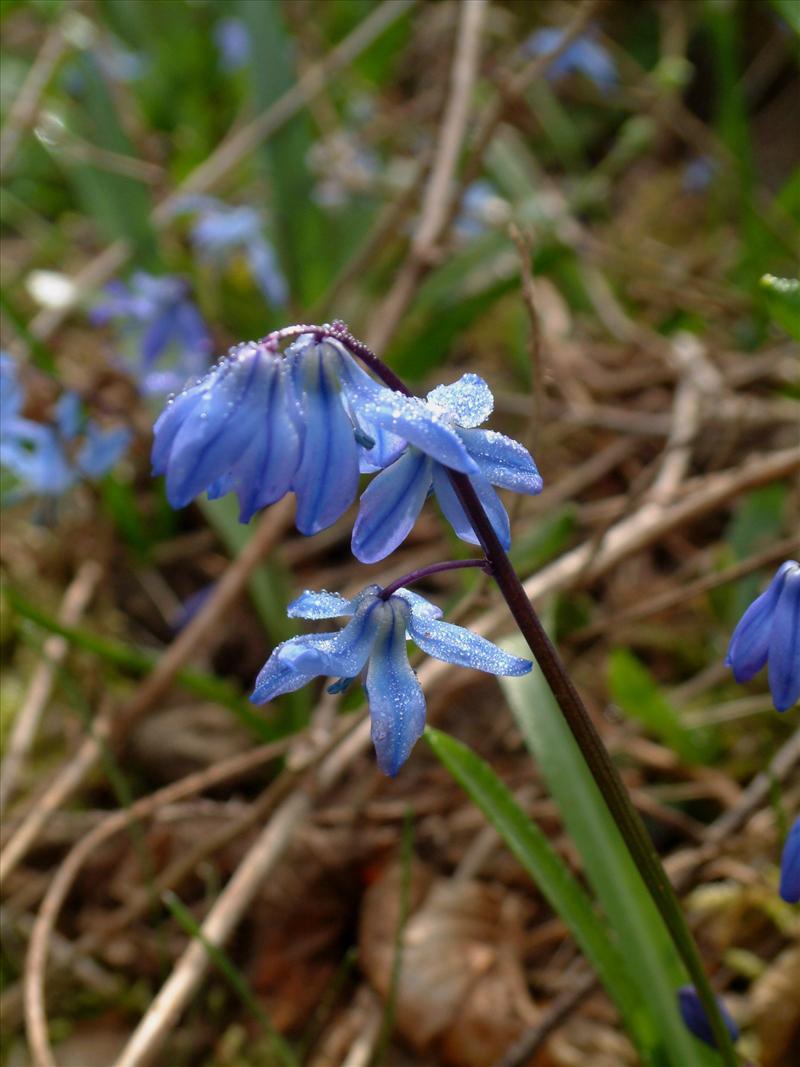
[1, 353, 130, 504]
[676, 986, 739, 1049]
[682, 156, 717, 194]
[251, 584, 532, 775]
[523, 28, 617, 92]
[214, 17, 250, 72]
[779, 816, 800, 904]
[352, 373, 543, 563]
[151, 332, 479, 535]
[726, 560, 800, 712]
[171, 196, 288, 306]
[93, 272, 212, 396]
[455, 180, 508, 238]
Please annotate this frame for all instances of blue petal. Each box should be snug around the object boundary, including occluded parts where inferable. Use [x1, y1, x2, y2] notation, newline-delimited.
[391, 588, 443, 620]
[76, 424, 131, 478]
[165, 345, 279, 508]
[458, 428, 543, 494]
[426, 373, 493, 428]
[246, 238, 288, 306]
[358, 392, 479, 474]
[432, 464, 511, 549]
[352, 448, 433, 564]
[55, 393, 83, 440]
[768, 563, 800, 712]
[364, 599, 426, 776]
[676, 986, 739, 1049]
[288, 590, 355, 619]
[726, 562, 793, 683]
[779, 817, 800, 904]
[404, 598, 531, 675]
[229, 362, 301, 522]
[140, 308, 177, 367]
[291, 345, 360, 535]
[173, 298, 212, 358]
[151, 376, 213, 475]
[250, 637, 325, 704]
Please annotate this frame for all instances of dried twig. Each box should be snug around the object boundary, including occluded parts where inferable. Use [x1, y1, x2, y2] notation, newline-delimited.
[0, 561, 102, 814]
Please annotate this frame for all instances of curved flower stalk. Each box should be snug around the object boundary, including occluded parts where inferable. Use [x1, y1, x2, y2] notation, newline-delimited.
[251, 582, 531, 775]
[352, 372, 543, 562]
[779, 816, 800, 904]
[726, 560, 799, 712]
[92, 272, 212, 396]
[1, 354, 130, 505]
[151, 330, 482, 533]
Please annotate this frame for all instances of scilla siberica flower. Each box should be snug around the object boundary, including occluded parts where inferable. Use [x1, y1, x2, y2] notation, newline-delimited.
[251, 585, 532, 775]
[92, 272, 212, 396]
[151, 332, 486, 534]
[352, 373, 543, 563]
[779, 816, 800, 904]
[1, 354, 130, 503]
[676, 986, 739, 1049]
[725, 560, 799, 712]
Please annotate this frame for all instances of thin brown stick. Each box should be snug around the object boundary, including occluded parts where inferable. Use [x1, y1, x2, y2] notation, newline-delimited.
[1, 501, 292, 883]
[0, 561, 102, 813]
[366, 0, 488, 352]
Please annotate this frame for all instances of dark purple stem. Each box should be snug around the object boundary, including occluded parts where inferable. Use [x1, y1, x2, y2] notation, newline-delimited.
[380, 558, 491, 600]
[317, 321, 738, 1064]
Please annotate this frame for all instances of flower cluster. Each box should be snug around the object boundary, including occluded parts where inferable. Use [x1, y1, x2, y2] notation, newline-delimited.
[726, 560, 799, 713]
[1, 353, 130, 505]
[522, 28, 617, 93]
[151, 331, 543, 550]
[170, 196, 288, 307]
[92, 272, 212, 396]
[251, 585, 531, 775]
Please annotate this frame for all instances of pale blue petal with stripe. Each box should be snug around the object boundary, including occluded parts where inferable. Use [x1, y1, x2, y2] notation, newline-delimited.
[231, 362, 301, 522]
[431, 464, 511, 549]
[405, 603, 531, 676]
[352, 448, 433, 563]
[291, 346, 360, 535]
[768, 566, 800, 711]
[250, 638, 323, 704]
[426, 373, 494, 427]
[358, 393, 479, 474]
[288, 590, 356, 619]
[364, 599, 426, 776]
[392, 588, 443, 620]
[165, 345, 278, 508]
[458, 427, 543, 494]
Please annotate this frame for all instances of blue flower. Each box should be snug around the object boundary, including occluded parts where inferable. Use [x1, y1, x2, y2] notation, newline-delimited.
[151, 332, 478, 535]
[93, 272, 212, 396]
[352, 373, 543, 563]
[251, 584, 532, 775]
[214, 17, 250, 72]
[676, 986, 739, 1049]
[726, 560, 800, 713]
[779, 816, 800, 904]
[170, 197, 288, 307]
[523, 28, 617, 92]
[1, 354, 130, 504]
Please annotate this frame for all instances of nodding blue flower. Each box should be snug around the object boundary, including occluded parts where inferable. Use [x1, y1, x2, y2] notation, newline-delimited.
[779, 816, 800, 904]
[170, 196, 287, 307]
[1, 354, 130, 504]
[676, 986, 739, 1049]
[522, 28, 617, 92]
[151, 331, 479, 534]
[251, 584, 532, 775]
[352, 373, 543, 563]
[92, 272, 212, 396]
[214, 17, 250, 72]
[726, 561, 800, 713]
